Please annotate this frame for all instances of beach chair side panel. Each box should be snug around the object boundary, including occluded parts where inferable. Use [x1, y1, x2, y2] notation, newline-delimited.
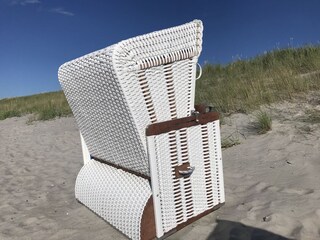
[58, 46, 150, 176]
[146, 114, 225, 237]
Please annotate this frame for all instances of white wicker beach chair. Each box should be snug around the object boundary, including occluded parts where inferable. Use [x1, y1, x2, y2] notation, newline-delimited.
[58, 20, 225, 240]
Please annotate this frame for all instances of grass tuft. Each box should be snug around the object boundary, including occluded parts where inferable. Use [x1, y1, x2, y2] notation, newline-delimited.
[221, 136, 241, 149]
[300, 109, 320, 123]
[0, 110, 21, 120]
[252, 111, 272, 134]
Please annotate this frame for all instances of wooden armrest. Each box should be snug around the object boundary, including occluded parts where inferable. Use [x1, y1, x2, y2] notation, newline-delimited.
[146, 111, 219, 136]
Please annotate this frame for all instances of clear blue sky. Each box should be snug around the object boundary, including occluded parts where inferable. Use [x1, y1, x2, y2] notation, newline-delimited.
[0, 0, 320, 99]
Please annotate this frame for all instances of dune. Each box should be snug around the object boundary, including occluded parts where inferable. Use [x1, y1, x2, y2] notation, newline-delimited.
[1, 94, 320, 240]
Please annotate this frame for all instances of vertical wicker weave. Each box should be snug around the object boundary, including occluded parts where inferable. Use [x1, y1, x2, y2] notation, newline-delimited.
[58, 20, 225, 240]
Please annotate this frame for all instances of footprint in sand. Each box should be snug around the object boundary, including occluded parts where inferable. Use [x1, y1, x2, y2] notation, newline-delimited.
[249, 181, 314, 196]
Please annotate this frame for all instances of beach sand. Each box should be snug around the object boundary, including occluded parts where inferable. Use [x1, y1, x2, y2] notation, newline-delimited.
[1, 96, 320, 239]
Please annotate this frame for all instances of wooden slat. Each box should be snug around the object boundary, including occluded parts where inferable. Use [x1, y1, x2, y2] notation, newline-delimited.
[146, 111, 219, 136]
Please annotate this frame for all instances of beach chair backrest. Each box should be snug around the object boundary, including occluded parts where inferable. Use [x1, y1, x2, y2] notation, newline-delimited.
[58, 20, 203, 177]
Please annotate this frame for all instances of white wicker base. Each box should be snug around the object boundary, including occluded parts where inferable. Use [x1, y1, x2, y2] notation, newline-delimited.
[75, 160, 153, 240]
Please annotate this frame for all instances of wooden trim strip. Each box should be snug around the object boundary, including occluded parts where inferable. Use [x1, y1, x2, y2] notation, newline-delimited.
[90, 156, 151, 180]
[140, 196, 156, 240]
[146, 111, 219, 136]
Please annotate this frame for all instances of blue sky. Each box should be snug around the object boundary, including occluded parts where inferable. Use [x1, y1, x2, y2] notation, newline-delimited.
[0, 0, 320, 99]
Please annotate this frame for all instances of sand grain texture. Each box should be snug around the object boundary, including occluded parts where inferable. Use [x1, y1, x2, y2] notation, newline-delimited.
[1, 99, 320, 240]
[0, 117, 126, 240]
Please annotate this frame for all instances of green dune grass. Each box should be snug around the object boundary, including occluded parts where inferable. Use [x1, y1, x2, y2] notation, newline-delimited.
[196, 45, 320, 113]
[0, 91, 72, 121]
[1, 45, 320, 121]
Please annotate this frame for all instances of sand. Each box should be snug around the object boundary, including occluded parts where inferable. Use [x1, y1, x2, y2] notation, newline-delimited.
[1, 95, 320, 240]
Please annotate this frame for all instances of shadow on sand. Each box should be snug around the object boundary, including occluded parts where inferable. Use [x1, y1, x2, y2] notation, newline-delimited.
[207, 220, 292, 240]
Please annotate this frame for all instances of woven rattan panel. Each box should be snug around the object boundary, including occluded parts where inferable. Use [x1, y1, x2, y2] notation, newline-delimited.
[75, 160, 152, 240]
[149, 120, 225, 233]
[59, 45, 150, 176]
[113, 20, 203, 71]
[115, 58, 197, 153]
